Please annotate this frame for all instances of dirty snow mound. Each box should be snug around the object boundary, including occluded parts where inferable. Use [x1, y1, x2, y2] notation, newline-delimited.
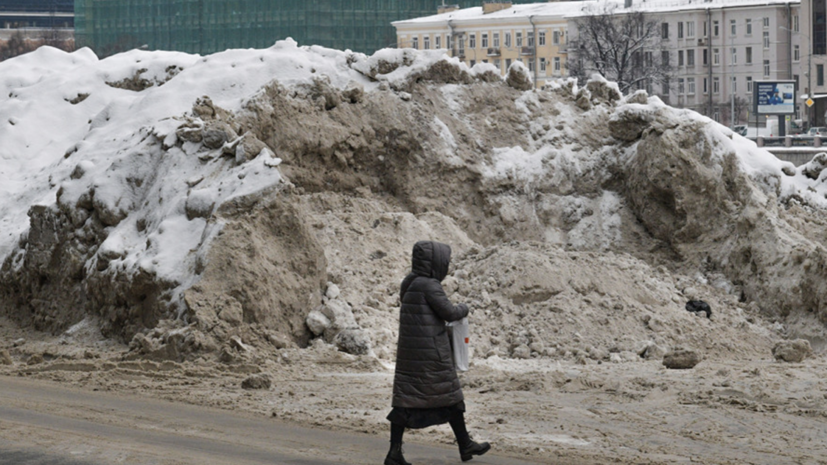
[2, 43, 827, 364]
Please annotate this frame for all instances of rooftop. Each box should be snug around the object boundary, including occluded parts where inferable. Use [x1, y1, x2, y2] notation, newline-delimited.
[393, 0, 800, 26]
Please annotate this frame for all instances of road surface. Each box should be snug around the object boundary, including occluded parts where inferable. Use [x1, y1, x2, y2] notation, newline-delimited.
[0, 375, 550, 465]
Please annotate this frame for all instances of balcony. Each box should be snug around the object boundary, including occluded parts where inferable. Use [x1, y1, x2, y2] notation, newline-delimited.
[487, 47, 501, 57]
[520, 46, 534, 55]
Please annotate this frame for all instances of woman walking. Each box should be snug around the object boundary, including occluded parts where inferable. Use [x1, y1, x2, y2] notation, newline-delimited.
[385, 240, 490, 465]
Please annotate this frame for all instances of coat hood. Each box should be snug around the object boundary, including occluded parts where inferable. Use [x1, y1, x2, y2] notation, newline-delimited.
[411, 240, 451, 282]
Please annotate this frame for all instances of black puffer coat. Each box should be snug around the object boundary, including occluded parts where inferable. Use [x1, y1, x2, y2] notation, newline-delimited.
[391, 241, 469, 409]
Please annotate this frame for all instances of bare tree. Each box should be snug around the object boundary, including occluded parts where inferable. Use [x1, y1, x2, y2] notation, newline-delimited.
[0, 31, 38, 61]
[43, 24, 75, 52]
[731, 96, 749, 125]
[567, 4, 672, 95]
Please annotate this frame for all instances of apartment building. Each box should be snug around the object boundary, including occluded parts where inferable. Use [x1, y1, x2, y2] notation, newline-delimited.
[577, 0, 799, 126]
[393, 2, 584, 87]
[397, 0, 800, 127]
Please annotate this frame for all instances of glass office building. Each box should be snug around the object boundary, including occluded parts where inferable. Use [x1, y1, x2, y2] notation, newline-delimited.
[1, 0, 74, 29]
[74, 0, 543, 56]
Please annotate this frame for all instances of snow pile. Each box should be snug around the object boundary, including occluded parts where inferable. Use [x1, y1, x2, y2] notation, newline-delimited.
[0, 41, 452, 341]
[3, 42, 827, 363]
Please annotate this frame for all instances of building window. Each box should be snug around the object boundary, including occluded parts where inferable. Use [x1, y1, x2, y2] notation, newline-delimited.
[687, 21, 695, 38]
[494, 59, 501, 70]
[505, 33, 511, 48]
[703, 77, 708, 94]
[424, 36, 430, 50]
[447, 35, 453, 50]
[505, 58, 512, 68]
[470, 60, 476, 67]
[819, 64, 825, 86]
[528, 59, 535, 72]
[746, 19, 752, 35]
[458, 36, 464, 52]
[713, 110, 720, 121]
[713, 20, 719, 37]
[763, 31, 769, 48]
[645, 51, 653, 67]
[662, 22, 669, 39]
[493, 33, 499, 47]
[703, 48, 708, 65]
[713, 77, 720, 94]
[703, 20, 708, 38]
[730, 19, 736, 36]
[469, 33, 476, 48]
[436, 36, 441, 49]
[553, 56, 561, 73]
[662, 50, 670, 65]
[763, 17, 770, 28]
[794, 14, 799, 32]
[731, 47, 737, 65]
[527, 31, 534, 47]
[746, 46, 752, 64]
[678, 22, 684, 39]
[713, 48, 720, 65]
[764, 59, 771, 76]
[687, 49, 695, 66]
[688, 77, 696, 95]
[412, 37, 418, 49]
[679, 78, 685, 94]
[678, 50, 684, 66]
[539, 31, 546, 46]
[794, 45, 800, 62]
[731, 76, 737, 93]
[553, 30, 560, 45]
[540, 57, 547, 72]
[747, 76, 753, 93]
[516, 32, 522, 47]
[482, 33, 488, 48]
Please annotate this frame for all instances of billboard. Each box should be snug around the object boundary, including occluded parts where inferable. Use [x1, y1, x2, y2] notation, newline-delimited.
[754, 81, 796, 115]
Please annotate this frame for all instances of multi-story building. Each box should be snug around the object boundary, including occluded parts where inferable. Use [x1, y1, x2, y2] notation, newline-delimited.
[393, 2, 584, 88]
[0, 0, 73, 43]
[397, 0, 800, 128]
[579, 0, 799, 127]
[73, 0, 547, 57]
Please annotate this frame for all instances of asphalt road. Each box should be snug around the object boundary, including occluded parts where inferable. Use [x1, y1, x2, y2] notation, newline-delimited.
[0, 376, 548, 465]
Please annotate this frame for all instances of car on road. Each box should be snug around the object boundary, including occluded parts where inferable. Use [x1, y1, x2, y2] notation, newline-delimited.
[732, 125, 748, 136]
[808, 127, 827, 136]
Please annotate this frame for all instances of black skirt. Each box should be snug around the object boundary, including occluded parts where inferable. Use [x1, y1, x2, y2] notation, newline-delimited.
[386, 401, 466, 429]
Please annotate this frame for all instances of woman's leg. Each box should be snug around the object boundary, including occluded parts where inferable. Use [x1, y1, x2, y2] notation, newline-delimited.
[449, 412, 491, 462]
[448, 412, 469, 444]
[390, 422, 405, 445]
[384, 423, 410, 465]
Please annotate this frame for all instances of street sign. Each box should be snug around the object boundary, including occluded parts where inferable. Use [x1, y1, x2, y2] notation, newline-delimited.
[807, 98, 815, 107]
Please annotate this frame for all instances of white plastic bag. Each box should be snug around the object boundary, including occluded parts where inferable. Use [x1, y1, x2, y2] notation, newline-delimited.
[446, 317, 470, 372]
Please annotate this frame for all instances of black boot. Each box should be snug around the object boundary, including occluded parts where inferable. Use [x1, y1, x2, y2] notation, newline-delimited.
[458, 438, 491, 462]
[384, 443, 412, 465]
